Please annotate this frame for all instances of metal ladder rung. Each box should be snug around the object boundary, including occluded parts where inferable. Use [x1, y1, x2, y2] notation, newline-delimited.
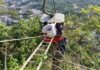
[41, 45, 48, 46]
[43, 42, 50, 44]
[34, 54, 43, 56]
[38, 49, 45, 51]
[29, 61, 35, 63]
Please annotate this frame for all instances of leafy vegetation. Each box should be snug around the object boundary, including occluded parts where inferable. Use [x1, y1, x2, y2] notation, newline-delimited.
[0, 5, 100, 70]
[64, 5, 100, 70]
[0, 0, 5, 5]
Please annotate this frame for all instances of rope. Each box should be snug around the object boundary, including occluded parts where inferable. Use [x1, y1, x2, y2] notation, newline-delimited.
[0, 35, 45, 43]
[36, 38, 54, 70]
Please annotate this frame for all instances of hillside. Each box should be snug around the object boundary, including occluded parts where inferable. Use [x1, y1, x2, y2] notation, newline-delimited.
[5, 0, 100, 13]
[0, 0, 100, 24]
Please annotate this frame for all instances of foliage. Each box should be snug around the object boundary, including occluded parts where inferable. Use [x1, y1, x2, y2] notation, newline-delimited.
[0, 0, 5, 5]
[64, 5, 100, 70]
[0, 17, 41, 70]
[0, 8, 19, 19]
[0, 5, 100, 70]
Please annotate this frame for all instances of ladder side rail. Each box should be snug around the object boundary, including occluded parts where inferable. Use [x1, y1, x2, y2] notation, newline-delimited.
[20, 40, 44, 70]
[36, 38, 54, 70]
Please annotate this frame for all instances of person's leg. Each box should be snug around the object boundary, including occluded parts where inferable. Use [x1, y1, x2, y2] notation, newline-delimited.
[58, 37, 67, 54]
[51, 37, 68, 70]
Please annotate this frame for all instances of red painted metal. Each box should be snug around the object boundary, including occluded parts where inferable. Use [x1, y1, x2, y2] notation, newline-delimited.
[43, 36, 64, 44]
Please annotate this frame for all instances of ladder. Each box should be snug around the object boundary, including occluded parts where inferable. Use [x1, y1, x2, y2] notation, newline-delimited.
[20, 37, 54, 70]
